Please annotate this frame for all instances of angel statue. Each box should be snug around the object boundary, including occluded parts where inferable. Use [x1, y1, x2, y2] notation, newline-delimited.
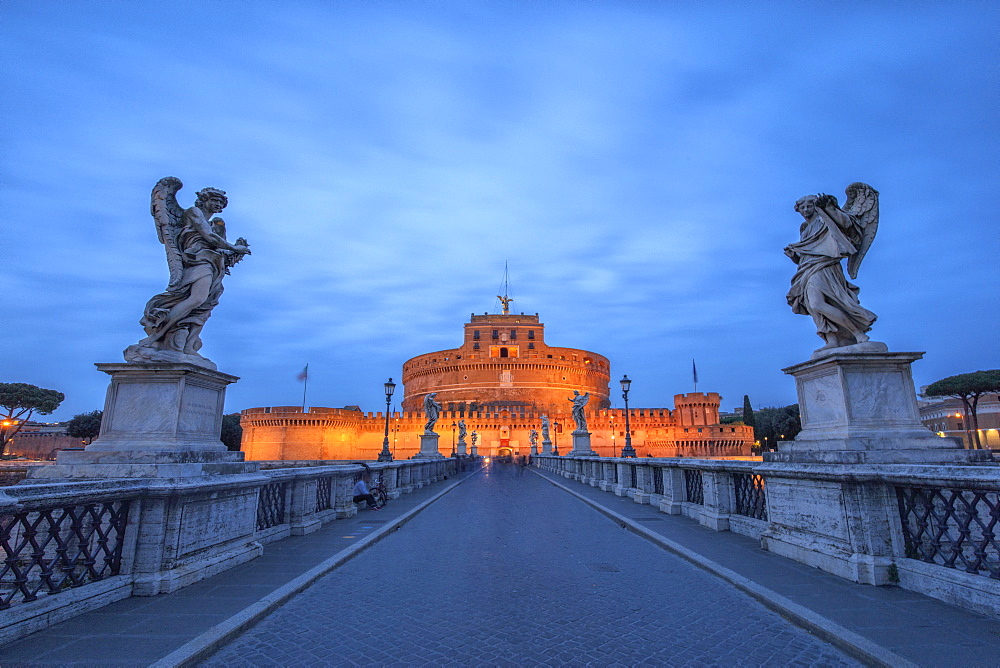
[529, 429, 539, 448]
[457, 419, 467, 444]
[423, 392, 442, 434]
[784, 182, 879, 353]
[541, 415, 551, 442]
[568, 390, 590, 432]
[125, 177, 250, 369]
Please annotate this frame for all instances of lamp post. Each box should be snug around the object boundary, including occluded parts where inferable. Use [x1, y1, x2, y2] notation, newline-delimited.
[392, 418, 399, 458]
[620, 374, 636, 458]
[378, 378, 396, 462]
[450, 422, 457, 456]
[553, 422, 560, 456]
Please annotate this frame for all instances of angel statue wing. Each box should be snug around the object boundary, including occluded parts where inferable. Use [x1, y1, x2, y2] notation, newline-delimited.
[843, 182, 879, 280]
[150, 177, 186, 289]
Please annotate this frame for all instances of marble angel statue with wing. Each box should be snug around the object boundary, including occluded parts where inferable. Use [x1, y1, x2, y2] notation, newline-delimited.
[784, 182, 879, 353]
[125, 177, 250, 368]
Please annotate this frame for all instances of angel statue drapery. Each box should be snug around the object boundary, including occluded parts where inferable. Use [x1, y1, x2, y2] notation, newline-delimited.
[124, 177, 250, 369]
[423, 392, 442, 434]
[784, 182, 879, 353]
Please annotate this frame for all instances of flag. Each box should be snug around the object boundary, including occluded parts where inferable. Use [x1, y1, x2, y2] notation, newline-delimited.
[297, 364, 309, 382]
[692, 359, 698, 385]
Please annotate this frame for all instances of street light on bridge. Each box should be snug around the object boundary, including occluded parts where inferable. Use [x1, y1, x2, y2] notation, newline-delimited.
[620, 374, 636, 458]
[378, 378, 396, 462]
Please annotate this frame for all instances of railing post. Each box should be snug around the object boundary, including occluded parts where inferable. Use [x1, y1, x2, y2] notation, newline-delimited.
[700, 468, 733, 531]
[631, 465, 653, 504]
[599, 460, 616, 491]
[384, 464, 401, 499]
[288, 473, 322, 535]
[658, 465, 685, 515]
[398, 463, 413, 494]
[334, 470, 357, 518]
[613, 462, 630, 496]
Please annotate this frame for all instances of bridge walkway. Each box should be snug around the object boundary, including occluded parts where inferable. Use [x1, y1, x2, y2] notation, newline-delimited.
[3, 463, 1000, 666]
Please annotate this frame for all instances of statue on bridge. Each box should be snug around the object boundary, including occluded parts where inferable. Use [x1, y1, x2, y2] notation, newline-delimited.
[457, 419, 467, 442]
[568, 391, 590, 432]
[125, 177, 251, 369]
[541, 415, 550, 442]
[423, 393, 442, 434]
[529, 429, 538, 449]
[784, 182, 879, 353]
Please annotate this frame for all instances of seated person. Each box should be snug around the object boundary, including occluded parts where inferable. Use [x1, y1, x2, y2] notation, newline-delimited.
[352, 473, 379, 510]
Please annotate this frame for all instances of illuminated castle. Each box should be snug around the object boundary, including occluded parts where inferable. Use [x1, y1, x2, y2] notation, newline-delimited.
[240, 306, 752, 460]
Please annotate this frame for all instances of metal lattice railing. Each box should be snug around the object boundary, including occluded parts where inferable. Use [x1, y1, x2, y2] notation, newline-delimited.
[315, 476, 333, 513]
[653, 468, 665, 496]
[257, 481, 288, 530]
[0, 500, 130, 610]
[684, 469, 704, 505]
[896, 485, 1000, 579]
[734, 473, 768, 521]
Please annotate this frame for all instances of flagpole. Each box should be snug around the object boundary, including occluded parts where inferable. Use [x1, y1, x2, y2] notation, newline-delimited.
[301, 363, 309, 412]
[692, 359, 698, 393]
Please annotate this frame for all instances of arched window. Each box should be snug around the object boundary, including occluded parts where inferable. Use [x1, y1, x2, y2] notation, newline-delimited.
[500, 347, 509, 358]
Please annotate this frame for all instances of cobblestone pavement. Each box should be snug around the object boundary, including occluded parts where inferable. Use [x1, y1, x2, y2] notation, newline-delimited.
[206, 463, 859, 666]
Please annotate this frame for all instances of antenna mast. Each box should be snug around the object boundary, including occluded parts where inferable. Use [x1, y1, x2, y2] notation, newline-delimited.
[496, 262, 513, 315]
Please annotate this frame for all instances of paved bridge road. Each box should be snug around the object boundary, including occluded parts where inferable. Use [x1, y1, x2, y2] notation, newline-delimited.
[205, 464, 858, 666]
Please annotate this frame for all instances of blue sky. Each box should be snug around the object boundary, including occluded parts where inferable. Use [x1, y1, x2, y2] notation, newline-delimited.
[3, 1, 998, 422]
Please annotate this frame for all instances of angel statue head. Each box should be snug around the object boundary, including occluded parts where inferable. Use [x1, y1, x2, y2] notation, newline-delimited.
[124, 177, 250, 370]
[195, 187, 228, 210]
[784, 182, 880, 354]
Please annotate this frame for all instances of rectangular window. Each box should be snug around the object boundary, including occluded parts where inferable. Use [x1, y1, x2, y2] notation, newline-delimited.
[528, 331, 535, 339]
[473, 342, 480, 350]
[473, 330, 480, 340]
[492, 330, 499, 339]
[510, 329, 517, 339]
[528, 342, 534, 349]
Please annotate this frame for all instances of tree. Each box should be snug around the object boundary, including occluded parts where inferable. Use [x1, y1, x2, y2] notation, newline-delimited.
[66, 410, 103, 445]
[924, 370, 1000, 450]
[220, 413, 243, 451]
[742, 394, 756, 433]
[0, 382, 65, 457]
[754, 405, 801, 452]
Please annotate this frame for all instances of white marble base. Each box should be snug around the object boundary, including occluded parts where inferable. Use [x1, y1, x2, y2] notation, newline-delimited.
[25, 449, 256, 480]
[412, 433, 444, 459]
[87, 363, 237, 452]
[767, 351, 992, 464]
[566, 431, 598, 457]
[541, 439, 552, 454]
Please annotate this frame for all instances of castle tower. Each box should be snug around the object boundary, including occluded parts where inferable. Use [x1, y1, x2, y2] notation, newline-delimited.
[674, 392, 722, 427]
[401, 311, 611, 415]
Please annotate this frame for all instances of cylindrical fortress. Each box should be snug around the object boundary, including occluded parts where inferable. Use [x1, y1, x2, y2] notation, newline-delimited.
[401, 313, 611, 415]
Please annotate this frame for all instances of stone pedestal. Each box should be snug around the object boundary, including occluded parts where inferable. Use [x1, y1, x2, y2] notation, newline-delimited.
[541, 439, 552, 455]
[27, 363, 256, 481]
[765, 350, 992, 465]
[413, 432, 445, 459]
[760, 349, 993, 586]
[566, 430, 598, 457]
[456, 438, 467, 456]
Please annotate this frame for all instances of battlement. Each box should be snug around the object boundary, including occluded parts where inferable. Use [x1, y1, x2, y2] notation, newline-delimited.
[469, 313, 540, 324]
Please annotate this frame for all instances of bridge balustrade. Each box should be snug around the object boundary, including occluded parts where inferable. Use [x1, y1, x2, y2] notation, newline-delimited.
[0, 457, 462, 643]
[533, 454, 1000, 618]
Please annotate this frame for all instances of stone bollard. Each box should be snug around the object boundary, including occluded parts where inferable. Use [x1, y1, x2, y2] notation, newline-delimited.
[699, 468, 733, 531]
[658, 467, 686, 515]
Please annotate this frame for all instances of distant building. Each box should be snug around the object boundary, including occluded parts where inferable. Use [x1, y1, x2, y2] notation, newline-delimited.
[241, 307, 753, 460]
[918, 388, 1000, 450]
[8, 422, 84, 460]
